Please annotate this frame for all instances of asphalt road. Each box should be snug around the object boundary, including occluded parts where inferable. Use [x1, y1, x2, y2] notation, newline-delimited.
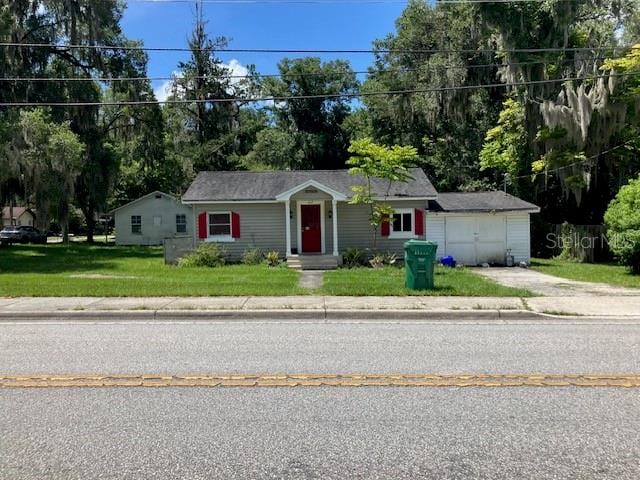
[2, 319, 640, 479]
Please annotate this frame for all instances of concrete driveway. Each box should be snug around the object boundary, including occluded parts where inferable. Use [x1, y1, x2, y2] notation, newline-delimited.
[474, 267, 640, 296]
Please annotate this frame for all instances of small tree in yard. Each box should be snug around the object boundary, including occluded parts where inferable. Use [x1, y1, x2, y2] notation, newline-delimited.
[604, 176, 640, 274]
[347, 138, 418, 249]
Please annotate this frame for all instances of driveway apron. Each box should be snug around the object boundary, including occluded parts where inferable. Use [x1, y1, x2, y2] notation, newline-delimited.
[474, 267, 640, 296]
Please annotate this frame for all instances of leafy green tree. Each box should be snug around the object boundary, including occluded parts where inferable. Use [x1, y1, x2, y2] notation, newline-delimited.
[261, 57, 359, 169]
[165, 10, 260, 176]
[1, 1, 158, 241]
[347, 138, 418, 248]
[362, 1, 502, 192]
[479, 98, 528, 188]
[15, 109, 85, 241]
[604, 176, 640, 274]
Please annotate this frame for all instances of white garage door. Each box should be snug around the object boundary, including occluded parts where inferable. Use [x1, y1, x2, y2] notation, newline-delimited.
[445, 215, 506, 265]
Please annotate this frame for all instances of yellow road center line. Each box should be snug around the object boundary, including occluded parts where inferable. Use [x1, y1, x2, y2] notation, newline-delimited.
[1, 374, 640, 388]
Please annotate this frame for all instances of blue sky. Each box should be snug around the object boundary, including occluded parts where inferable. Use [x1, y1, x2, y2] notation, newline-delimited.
[120, 1, 407, 100]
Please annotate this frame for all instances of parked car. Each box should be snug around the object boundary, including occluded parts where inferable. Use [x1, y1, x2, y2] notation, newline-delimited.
[0, 226, 47, 245]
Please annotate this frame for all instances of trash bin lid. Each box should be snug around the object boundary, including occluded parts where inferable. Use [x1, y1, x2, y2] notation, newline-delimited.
[404, 240, 437, 256]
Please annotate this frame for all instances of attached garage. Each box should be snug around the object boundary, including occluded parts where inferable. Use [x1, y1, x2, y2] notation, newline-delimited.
[425, 192, 540, 266]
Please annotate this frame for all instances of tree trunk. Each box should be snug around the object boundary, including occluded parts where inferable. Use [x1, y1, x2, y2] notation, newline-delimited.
[61, 201, 70, 244]
[9, 198, 14, 226]
[86, 214, 95, 243]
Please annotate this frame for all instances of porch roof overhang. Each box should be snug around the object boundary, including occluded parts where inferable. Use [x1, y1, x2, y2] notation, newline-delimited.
[275, 179, 348, 202]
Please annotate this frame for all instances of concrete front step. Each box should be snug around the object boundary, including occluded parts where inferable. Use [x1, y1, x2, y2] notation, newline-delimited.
[287, 255, 340, 270]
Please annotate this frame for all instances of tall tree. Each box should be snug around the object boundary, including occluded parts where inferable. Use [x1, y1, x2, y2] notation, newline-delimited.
[165, 4, 261, 176]
[260, 57, 359, 169]
[0, 0, 155, 241]
[13, 109, 84, 241]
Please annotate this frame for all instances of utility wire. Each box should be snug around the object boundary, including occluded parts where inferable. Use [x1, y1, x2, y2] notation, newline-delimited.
[117, 0, 581, 4]
[0, 42, 630, 55]
[0, 59, 598, 83]
[512, 138, 639, 181]
[0, 71, 636, 107]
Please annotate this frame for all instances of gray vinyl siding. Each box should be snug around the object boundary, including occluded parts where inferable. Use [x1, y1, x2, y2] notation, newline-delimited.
[195, 203, 287, 259]
[115, 195, 192, 246]
[336, 201, 427, 257]
[194, 199, 425, 260]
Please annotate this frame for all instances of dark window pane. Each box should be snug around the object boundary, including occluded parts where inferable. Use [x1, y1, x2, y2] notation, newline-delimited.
[131, 216, 141, 234]
[210, 224, 231, 236]
[392, 214, 401, 231]
[402, 213, 412, 231]
[176, 214, 187, 233]
[210, 213, 230, 225]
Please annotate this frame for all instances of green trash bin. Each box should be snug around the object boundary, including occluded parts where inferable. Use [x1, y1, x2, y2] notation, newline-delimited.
[404, 240, 438, 290]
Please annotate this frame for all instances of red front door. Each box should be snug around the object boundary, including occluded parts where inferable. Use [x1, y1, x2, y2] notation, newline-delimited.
[301, 204, 322, 253]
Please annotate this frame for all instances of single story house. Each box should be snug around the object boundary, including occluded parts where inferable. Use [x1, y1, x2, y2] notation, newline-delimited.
[112, 191, 193, 246]
[426, 192, 540, 265]
[181, 169, 539, 267]
[2, 207, 35, 228]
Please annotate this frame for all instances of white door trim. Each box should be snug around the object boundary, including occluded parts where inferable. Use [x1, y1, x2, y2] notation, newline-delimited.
[296, 200, 325, 254]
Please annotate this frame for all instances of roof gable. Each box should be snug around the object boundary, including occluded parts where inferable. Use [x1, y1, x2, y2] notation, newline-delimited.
[1, 207, 33, 219]
[183, 168, 437, 203]
[111, 191, 178, 213]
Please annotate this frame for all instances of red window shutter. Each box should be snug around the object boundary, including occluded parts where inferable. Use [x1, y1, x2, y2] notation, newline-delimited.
[231, 212, 240, 239]
[381, 215, 390, 237]
[198, 212, 207, 239]
[414, 208, 424, 236]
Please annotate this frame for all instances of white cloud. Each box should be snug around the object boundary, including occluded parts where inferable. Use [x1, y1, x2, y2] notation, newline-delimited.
[225, 59, 249, 85]
[153, 71, 183, 103]
[153, 79, 173, 103]
[153, 60, 249, 102]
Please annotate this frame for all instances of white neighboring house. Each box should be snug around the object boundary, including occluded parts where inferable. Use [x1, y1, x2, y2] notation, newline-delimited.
[2, 207, 36, 227]
[112, 191, 192, 246]
[425, 192, 540, 265]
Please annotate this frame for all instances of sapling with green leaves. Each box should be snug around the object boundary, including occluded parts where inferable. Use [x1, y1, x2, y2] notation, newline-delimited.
[347, 138, 418, 249]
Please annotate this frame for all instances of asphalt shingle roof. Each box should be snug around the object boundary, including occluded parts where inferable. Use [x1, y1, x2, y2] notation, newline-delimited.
[183, 168, 437, 202]
[428, 191, 540, 213]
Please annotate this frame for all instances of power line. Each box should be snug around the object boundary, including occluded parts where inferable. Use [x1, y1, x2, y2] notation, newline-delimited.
[0, 42, 630, 55]
[0, 59, 597, 83]
[513, 138, 639, 181]
[119, 0, 579, 3]
[0, 71, 636, 107]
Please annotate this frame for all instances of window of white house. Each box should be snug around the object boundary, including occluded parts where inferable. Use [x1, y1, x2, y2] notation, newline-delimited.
[390, 209, 414, 238]
[176, 214, 187, 234]
[153, 215, 162, 226]
[208, 212, 231, 238]
[131, 215, 142, 234]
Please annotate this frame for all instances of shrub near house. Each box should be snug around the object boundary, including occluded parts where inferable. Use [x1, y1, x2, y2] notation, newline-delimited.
[605, 176, 640, 274]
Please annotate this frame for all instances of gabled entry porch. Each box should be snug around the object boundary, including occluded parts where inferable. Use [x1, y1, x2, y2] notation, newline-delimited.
[275, 179, 345, 270]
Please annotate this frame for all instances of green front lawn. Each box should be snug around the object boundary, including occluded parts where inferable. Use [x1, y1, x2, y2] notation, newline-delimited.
[0, 244, 303, 297]
[0, 244, 533, 297]
[321, 266, 533, 296]
[531, 258, 640, 289]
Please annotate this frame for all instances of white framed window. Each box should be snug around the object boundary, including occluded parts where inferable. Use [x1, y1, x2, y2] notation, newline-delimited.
[390, 208, 415, 239]
[207, 212, 233, 242]
[131, 215, 142, 234]
[176, 214, 187, 234]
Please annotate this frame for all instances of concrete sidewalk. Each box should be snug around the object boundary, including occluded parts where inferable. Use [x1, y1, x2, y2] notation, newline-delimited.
[1, 295, 639, 320]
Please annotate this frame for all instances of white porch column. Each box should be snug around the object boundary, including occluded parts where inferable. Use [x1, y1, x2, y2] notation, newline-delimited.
[285, 200, 292, 256]
[332, 199, 339, 256]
